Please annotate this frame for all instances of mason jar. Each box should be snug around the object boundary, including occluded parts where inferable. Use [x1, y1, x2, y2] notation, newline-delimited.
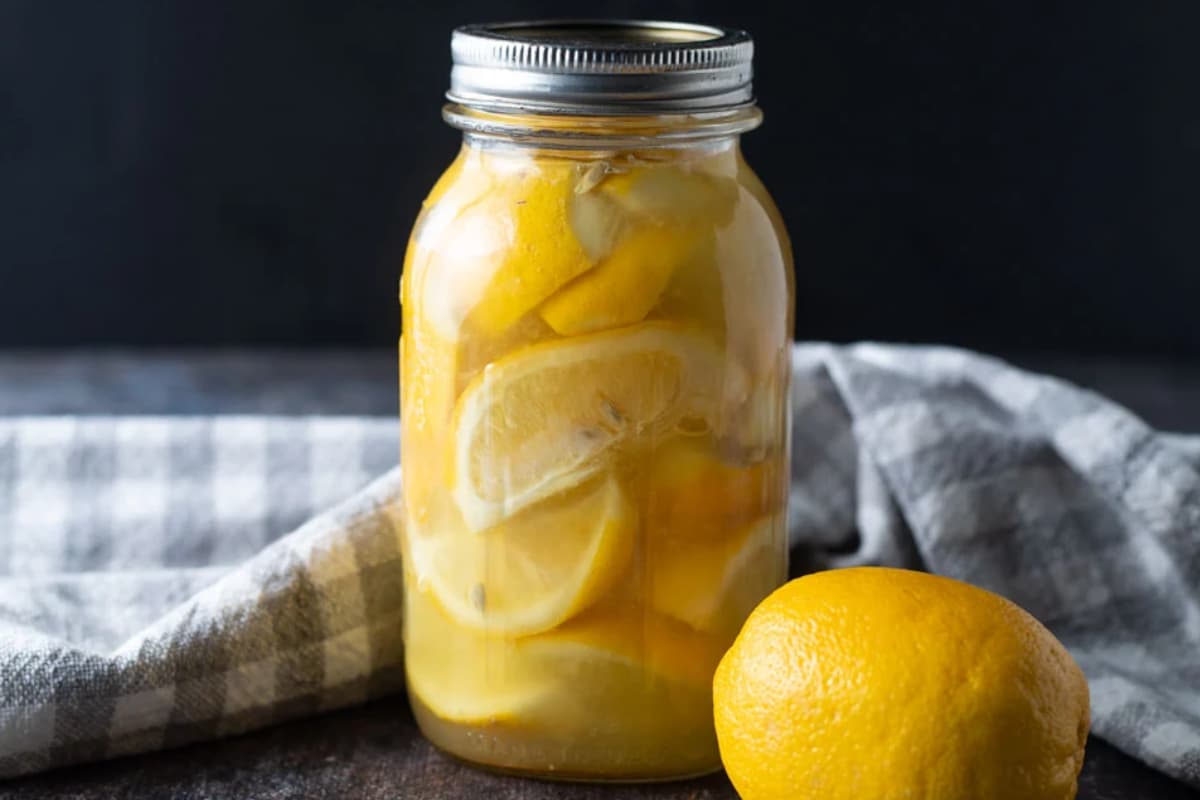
[399, 20, 793, 781]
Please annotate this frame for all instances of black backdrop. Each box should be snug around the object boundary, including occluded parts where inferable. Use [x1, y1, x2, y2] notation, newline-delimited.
[2, 1, 1198, 356]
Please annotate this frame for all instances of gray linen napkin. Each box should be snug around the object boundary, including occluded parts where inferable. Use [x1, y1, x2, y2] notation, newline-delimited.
[1, 346, 1198, 786]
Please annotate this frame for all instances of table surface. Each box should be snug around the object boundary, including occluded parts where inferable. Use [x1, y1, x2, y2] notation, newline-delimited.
[1, 348, 1198, 800]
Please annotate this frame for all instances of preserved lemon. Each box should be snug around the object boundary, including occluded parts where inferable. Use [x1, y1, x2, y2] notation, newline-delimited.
[408, 477, 635, 635]
[451, 322, 723, 531]
[540, 225, 702, 336]
[407, 591, 730, 777]
[400, 20, 793, 782]
[650, 517, 786, 637]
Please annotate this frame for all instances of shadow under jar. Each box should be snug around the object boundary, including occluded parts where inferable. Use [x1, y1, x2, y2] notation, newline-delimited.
[399, 20, 794, 782]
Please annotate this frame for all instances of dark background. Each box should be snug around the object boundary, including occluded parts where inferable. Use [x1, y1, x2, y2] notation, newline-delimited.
[1, 1, 1198, 357]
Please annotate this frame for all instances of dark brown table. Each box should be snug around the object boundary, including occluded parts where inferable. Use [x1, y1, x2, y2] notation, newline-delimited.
[1, 350, 1198, 800]
[5, 697, 1196, 800]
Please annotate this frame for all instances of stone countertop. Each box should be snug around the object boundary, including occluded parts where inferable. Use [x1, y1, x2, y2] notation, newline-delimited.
[1, 349, 1198, 800]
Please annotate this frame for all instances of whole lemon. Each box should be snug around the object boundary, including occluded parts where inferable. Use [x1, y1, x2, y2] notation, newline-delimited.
[712, 567, 1090, 800]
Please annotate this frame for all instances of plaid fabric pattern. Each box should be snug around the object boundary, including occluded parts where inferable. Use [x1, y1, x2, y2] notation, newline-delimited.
[1, 347, 1199, 786]
[0, 417, 403, 778]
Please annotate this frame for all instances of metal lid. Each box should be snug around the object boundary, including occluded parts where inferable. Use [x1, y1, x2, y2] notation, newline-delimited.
[447, 20, 754, 115]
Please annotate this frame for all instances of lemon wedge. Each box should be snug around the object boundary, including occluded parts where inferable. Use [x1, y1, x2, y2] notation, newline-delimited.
[451, 322, 723, 531]
[650, 516, 786, 636]
[404, 587, 546, 724]
[408, 476, 635, 636]
[652, 231, 725, 337]
[526, 604, 725, 692]
[409, 160, 594, 340]
[540, 224, 702, 336]
[642, 438, 785, 540]
[466, 162, 594, 336]
[512, 605, 726, 770]
[602, 166, 738, 228]
[406, 592, 724, 749]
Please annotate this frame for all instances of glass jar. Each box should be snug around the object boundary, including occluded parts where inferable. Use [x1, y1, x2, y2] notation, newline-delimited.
[399, 20, 793, 781]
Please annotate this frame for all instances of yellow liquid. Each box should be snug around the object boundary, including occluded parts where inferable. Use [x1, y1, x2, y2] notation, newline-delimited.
[399, 137, 793, 780]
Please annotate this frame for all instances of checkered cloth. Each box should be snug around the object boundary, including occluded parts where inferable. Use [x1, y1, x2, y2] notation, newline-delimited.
[2, 346, 1199, 787]
[0, 418, 403, 777]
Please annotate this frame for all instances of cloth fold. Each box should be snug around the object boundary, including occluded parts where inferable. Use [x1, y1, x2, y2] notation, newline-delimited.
[1, 346, 1198, 785]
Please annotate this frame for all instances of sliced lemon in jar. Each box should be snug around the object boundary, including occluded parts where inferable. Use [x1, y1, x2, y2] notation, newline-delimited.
[408, 476, 635, 636]
[405, 586, 547, 724]
[511, 606, 726, 771]
[401, 311, 558, 525]
[465, 161, 595, 336]
[651, 231, 725, 337]
[602, 165, 738, 228]
[406, 590, 724, 751]
[451, 322, 724, 531]
[650, 516, 786, 636]
[526, 604, 725, 692]
[717, 356, 790, 464]
[642, 438, 785, 540]
[540, 224, 702, 336]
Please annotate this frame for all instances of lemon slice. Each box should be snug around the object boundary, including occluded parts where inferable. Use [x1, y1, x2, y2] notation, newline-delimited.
[526, 604, 725, 691]
[401, 309, 558, 526]
[512, 606, 726, 769]
[409, 159, 594, 339]
[408, 476, 635, 635]
[406, 592, 724, 749]
[540, 224, 704, 336]
[650, 516, 786, 636]
[452, 322, 723, 531]
[405, 587, 547, 724]
[642, 438, 785, 540]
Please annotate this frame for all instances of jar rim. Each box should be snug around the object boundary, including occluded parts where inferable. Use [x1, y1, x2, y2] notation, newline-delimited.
[442, 103, 763, 148]
[447, 20, 755, 116]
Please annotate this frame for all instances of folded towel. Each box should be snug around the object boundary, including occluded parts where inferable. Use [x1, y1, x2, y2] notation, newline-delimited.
[1, 346, 1197, 786]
